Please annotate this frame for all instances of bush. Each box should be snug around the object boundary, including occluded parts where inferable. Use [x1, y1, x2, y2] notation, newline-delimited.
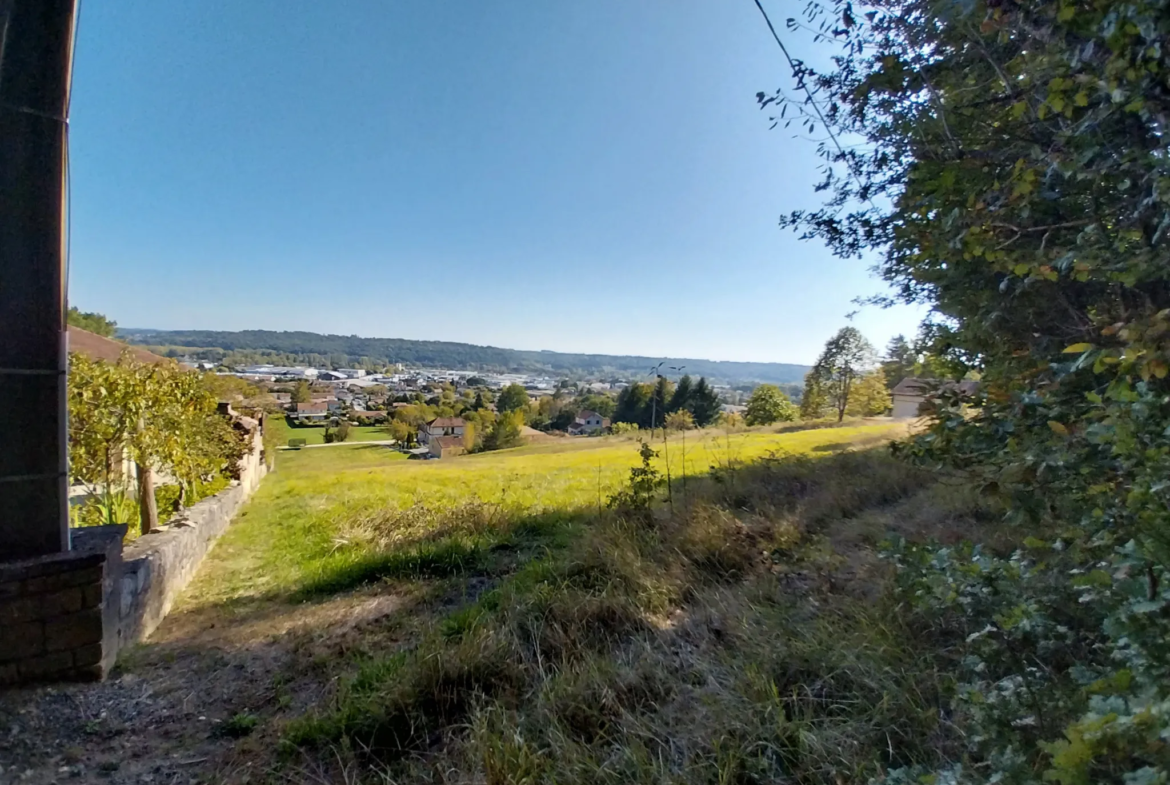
[664, 410, 695, 431]
[611, 421, 640, 436]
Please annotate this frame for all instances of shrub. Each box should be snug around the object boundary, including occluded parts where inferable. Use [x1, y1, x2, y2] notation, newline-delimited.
[611, 421, 640, 436]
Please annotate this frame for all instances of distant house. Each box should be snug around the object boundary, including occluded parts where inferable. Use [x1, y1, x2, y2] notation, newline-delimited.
[337, 368, 366, 378]
[429, 435, 465, 459]
[293, 402, 329, 422]
[891, 377, 978, 418]
[418, 416, 465, 444]
[318, 370, 347, 382]
[272, 392, 292, 403]
[568, 410, 609, 436]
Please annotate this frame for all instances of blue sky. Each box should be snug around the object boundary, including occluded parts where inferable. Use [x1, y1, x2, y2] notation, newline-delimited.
[68, 0, 925, 365]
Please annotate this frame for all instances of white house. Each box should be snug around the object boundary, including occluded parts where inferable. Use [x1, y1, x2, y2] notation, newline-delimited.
[337, 368, 367, 378]
[891, 377, 978, 418]
[418, 416, 466, 444]
[568, 410, 609, 436]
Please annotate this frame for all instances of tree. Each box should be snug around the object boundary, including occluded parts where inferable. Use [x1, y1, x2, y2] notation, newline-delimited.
[495, 383, 529, 414]
[745, 384, 798, 426]
[613, 383, 652, 427]
[845, 370, 891, 417]
[68, 353, 241, 534]
[647, 376, 674, 431]
[665, 410, 695, 431]
[576, 393, 615, 419]
[881, 335, 917, 391]
[805, 328, 876, 423]
[67, 306, 117, 337]
[290, 380, 312, 404]
[481, 410, 524, 452]
[472, 391, 486, 410]
[688, 377, 721, 427]
[386, 419, 415, 446]
[668, 375, 694, 413]
[773, 1, 1170, 779]
[799, 374, 829, 420]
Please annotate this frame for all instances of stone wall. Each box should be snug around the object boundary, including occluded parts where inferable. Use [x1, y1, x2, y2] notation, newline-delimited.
[116, 426, 267, 645]
[0, 525, 125, 684]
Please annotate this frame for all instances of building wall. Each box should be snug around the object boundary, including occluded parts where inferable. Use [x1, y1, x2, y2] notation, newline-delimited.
[891, 395, 924, 418]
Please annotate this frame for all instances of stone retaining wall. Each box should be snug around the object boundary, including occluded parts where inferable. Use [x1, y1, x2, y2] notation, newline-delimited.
[116, 427, 267, 645]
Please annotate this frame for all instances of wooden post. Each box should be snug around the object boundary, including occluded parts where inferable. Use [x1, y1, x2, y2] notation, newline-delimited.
[0, 0, 79, 560]
[136, 462, 157, 535]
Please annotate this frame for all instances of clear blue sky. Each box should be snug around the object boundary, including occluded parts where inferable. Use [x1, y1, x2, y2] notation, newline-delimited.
[68, 0, 924, 365]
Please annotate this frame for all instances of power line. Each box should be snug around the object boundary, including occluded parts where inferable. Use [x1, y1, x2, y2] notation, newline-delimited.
[751, 0, 854, 181]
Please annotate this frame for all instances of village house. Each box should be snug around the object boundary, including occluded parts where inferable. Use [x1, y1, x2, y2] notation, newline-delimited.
[292, 402, 329, 422]
[567, 410, 609, 436]
[429, 435, 465, 459]
[418, 416, 465, 444]
[891, 377, 978, 418]
[350, 410, 387, 422]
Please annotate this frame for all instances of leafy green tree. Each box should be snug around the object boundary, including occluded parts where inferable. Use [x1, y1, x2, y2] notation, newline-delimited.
[804, 328, 876, 423]
[613, 383, 652, 427]
[67, 306, 117, 337]
[576, 393, 615, 419]
[472, 391, 486, 410]
[688, 377, 722, 427]
[881, 335, 917, 391]
[845, 370, 891, 417]
[647, 376, 674, 430]
[799, 374, 828, 420]
[69, 353, 241, 534]
[481, 410, 524, 452]
[745, 384, 797, 426]
[775, 0, 1170, 780]
[495, 383, 529, 414]
[665, 410, 695, 431]
[290, 380, 312, 404]
[668, 375, 694, 413]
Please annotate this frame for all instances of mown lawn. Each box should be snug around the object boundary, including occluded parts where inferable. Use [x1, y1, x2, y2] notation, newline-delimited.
[268, 414, 389, 445]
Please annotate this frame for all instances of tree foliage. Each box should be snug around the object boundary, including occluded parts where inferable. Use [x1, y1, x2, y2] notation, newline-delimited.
[69, 353, 243, 533]
[67, 306, 117, 338]
[744, 384, 798, 426]
[846, 369, 891, 416]
[480, 410, 525, 452]
[495, 384, 529, 414]
[771, 0, 1170, 780]
[881, 335, 917, 390]
[804, 328, 876, 423]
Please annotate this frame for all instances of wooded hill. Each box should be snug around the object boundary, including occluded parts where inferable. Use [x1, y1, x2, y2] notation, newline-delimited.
[120, 329, 810, 384]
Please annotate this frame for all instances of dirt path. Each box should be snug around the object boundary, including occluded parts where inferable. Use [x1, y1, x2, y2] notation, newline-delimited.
[0, 581, 421, 785]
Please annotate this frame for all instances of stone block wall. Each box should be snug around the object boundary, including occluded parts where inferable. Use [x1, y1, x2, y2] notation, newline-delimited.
[0, 525, 125, 685]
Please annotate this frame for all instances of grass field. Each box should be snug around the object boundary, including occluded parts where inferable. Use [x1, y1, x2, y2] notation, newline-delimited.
[268, 415, 389, 446]
[147, 418, 998, 784]
[187, 422, 907, 605]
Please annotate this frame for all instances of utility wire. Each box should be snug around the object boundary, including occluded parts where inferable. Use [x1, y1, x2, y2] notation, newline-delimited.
[751, 0, 866, 193]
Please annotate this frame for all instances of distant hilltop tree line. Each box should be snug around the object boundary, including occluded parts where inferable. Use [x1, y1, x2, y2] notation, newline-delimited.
[118, 328, 811, 385]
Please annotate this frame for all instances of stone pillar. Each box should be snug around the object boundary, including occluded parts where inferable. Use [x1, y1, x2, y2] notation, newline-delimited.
[0, 0, 78, 560]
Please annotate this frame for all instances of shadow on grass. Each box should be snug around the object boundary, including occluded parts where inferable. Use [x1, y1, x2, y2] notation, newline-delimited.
[291, 508, 590, 601]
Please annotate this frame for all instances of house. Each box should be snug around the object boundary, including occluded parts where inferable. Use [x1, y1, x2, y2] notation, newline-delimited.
[567, 410, 609, 436]
[318, 370, 347, 382]
[350, 410, 387, 421]
[890, 377, 978, 418]
[418, 416, 465, 444]
[337, 368, 366, 378]
[429, 435, 465, 459]
[292, 402, 329, 422]
[272, 392, 292, 403]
